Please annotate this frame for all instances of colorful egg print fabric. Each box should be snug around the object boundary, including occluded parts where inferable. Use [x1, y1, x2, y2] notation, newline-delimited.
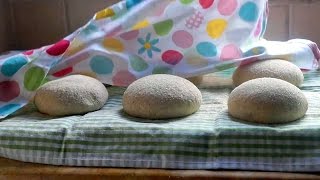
[0, 0, 319, 118]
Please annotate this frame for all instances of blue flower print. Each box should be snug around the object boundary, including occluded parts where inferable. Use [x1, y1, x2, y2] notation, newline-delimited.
[138, 33, 161, 58]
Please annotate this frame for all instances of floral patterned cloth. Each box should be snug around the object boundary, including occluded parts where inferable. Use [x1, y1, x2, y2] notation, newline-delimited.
[0, 0, 319, 119]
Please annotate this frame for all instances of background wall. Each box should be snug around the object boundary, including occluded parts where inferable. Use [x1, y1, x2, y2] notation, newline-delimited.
[0, 0, 320, 52]
[265, 0, 320, 43]
[0, 0, 9, 52]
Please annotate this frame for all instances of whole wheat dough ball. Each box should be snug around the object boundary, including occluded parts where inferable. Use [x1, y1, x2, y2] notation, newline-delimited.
[233, 59, 304, 87]
[35, 75, 108, 116]
[228, 78, 308, 124]
[186, 75, 204, 86]
[123, 74, 202, 119]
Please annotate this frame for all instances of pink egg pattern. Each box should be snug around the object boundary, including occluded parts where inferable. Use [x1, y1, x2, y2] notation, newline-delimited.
[172, 30, 193, 49]
[162, 50, 184, 65]
[120, 30, 140, 40]
[218, 0, 238, 16]
[220, 44, 242, 60]
[46, 40, 70, 56]
[199, 0, 214, 9]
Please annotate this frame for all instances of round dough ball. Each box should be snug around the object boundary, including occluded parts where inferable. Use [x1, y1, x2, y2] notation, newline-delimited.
[233, 59, 304, 87]
[228, 78, 308, 124]
[123, 74, 202, 119]
[35, 75, 108, 116]
[186, 75, 204, 86]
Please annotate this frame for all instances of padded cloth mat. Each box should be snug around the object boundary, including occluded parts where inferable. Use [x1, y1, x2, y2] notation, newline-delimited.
[0, 70, 319, 172]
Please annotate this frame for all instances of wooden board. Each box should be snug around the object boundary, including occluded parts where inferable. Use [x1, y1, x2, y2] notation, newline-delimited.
[0, 157, 319, 180]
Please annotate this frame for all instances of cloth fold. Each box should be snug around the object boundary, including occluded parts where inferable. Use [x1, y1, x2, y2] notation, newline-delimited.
[0, 0, 319, 118]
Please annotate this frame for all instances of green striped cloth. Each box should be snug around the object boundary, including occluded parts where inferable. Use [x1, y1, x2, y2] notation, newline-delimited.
[0, 70, 319, 172]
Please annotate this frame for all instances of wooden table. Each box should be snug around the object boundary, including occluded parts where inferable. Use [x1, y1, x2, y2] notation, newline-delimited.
[0, 157, 319, 180]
